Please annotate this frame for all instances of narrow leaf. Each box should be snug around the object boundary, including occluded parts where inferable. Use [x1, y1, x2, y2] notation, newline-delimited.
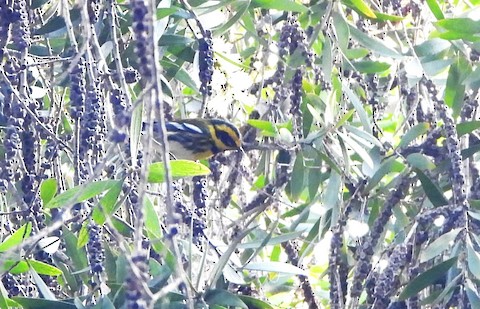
[92, 179, 124, 225]
[420, 228, 462, 262]
[398, 123, 430, 148]
[205, 289, 248, 308]
[45, 180, 120, 209]
[406, 153, 436, 170]
[148, 161, 211, 183]
[213, 0, 250, 35]
[399, 257, 457, 300]
[436, 18, 480, 34]
[238, 295, 275, 309]
[251, 0, 308, 12]
[30, 268, 56, 300]
[467, 238, 480, 280]
[0, 223, 32, 252]
[349, 0, 377, 18]
[365, 157, 405, 192]
[28, 260, 63, 276]
[12, 298, 76, 309]
[243, 261, 307, 275]
[351, 61, 390, 73]
[457, 121, 480, 137]
[40, 178, 57, 204]
[466, 280, 480, 308]
[425, 0, 444, 19]
[349, 25, 402, 58]
[415, 169, 449, 206]
[342, 84, 372, 132]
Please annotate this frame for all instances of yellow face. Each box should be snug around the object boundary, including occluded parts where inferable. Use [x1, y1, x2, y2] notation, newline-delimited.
[206, 121, 242, 152]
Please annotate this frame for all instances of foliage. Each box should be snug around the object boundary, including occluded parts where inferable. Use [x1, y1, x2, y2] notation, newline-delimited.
[0, 0, 479, 308]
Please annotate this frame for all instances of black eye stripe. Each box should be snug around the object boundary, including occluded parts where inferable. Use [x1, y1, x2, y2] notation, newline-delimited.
[216, 130, 238, 148]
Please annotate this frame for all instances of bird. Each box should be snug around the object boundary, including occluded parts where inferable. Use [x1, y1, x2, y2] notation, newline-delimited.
[151, 118, 242, 160]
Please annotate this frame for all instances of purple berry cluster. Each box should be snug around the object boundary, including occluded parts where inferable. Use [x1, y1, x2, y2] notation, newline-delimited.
[173, 181, 206, 245]
[86, 222, 106, 292]
[350, 177, 411, 299]
[198, 30, 214, 97]
[125, 254, 151, 309]
[131, 0, 153, 80]
[11, 0, 30, 51]
[69, 58, 87, 120]
[282, 240, 319, 308]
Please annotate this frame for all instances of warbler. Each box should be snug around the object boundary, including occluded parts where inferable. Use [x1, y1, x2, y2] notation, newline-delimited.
[152, 118, 242, 160]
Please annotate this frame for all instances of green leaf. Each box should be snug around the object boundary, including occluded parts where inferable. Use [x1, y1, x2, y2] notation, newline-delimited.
[63, 228, 89, 272]
[462, 143, 480, 159]
[2, 260, 29, 275]
[425, 0, 444, 19]
[337, 131, 374, 170]
[144, 197, 162, 239]
[156, 7, 180, 19]
[415, 169, 449, 206]
[445, 57, 470, 117]
[29, 268, 56, 300]
[148, 160, 211, 183]
[158, 34, 195, 46]
[243, 261, 307, 275]
[349, 25, 402, 58]
[33, 8, 81, 36]
[398, 123, 430, 148]
[351, 61, 391, 73]
[365, 157, 405, 192]
[239, 231, 305, 249]
[345, 47, 370, 59]
[436, 18, 480, 34]
[12, 298, 76, 309]
[422, 58, 455, 76]
[92, 179, 124, 225]
[371, 11, 403, 22]
[247, 119, 277, 135]
[40, 179, 57, 204]
[345, 125, 383, 148]
[399, 257, 457, 300]
[76, 223, 89, 249]
[0, 280, 10, 309]
[457, 121, 480, 137]
[28, 260, 63, 276]
[238, 295, 274, 309]
[414, 38, 451, 57]
[175, 67, 199, 92]
[348, 0, 377, 18]
[213, 0, 250, 36]
[287, 152, 305, 201]
[111, 217, 135, 237]
[31, 0, 50, 9]
[205, 290, 248, 308]
[251, 0, 308, 12]
[466, 280, 480, 308]
[467, 238, 480, 280]
[45, 180, 120, 209]
[465, 66, 480, 90]
[322, 170, 341, 211]
[406, 153, 436, 170]
[332, 12, 350, 51]
[0, 223, 32, 252]
[420, 228, 462, 262]
[437, 31, 480, 41]
[342, 84, 372, 132]
[307, 157, 324, 201]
